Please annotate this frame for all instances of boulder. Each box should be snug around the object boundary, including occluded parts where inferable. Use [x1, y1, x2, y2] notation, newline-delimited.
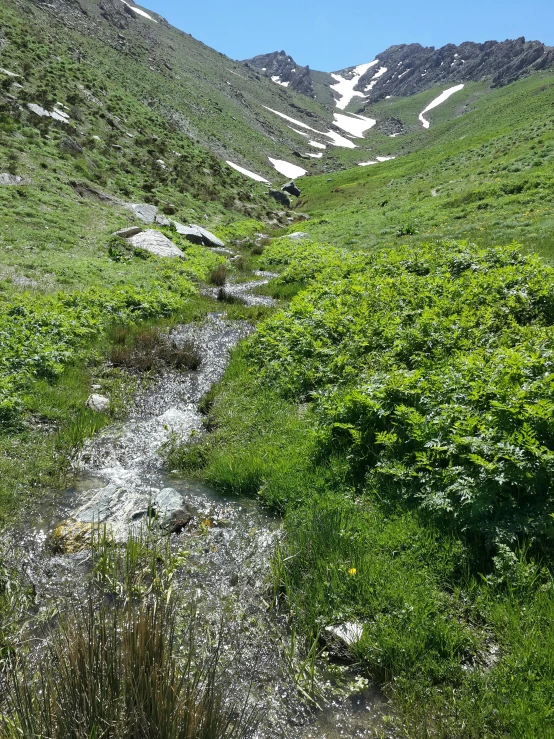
[189, 224, 225, 247]
[155, 213, 171, 226]
[113, 226, 143, 238]
[268, 189, 291, 208]
[127, 203, 159, 223]
[172, 222, 205, 244]
[86, 393, 111, 412]
[282, 180, 301, 197]
[126, 230, 183, 258]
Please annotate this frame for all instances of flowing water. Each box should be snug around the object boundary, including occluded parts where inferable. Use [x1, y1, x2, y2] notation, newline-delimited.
[8, 275, 398, 738]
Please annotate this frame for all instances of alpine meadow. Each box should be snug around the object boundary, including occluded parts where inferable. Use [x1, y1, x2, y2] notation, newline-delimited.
[0, 1, 553, 737]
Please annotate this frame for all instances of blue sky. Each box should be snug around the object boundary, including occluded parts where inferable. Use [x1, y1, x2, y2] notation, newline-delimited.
[142, 0, 553, 71]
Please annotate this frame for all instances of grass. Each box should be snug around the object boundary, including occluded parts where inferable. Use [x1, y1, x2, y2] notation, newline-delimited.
[1, 526, 259, 739]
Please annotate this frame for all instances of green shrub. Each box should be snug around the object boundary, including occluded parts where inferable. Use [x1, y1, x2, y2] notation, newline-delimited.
[248, 241, 554, 550]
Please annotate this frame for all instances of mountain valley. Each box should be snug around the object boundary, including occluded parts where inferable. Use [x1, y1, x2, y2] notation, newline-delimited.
[1, 1, 554, 737]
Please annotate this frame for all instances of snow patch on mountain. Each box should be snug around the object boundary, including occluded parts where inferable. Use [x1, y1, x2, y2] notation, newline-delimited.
[358, 156, 396, 166]
[271, 75, 290, 87]
[226, 161, 269, 183]
[364, 66, 388, 92]
[268, 157, 307, 178]
[306, 152, 323, 158]
[418, 84, 465, 128]
[308, 140, 326, 149]
[333, 112, 376, 138]
[330, 60, 379, 110]
[120, 1, 158, 21]
[263, 106, 357, 149]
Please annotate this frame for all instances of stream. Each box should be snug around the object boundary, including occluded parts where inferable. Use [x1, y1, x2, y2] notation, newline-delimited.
[8, 274, 397, 738]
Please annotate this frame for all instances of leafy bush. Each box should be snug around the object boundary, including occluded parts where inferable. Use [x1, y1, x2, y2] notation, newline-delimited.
[248, 241, 554, 550]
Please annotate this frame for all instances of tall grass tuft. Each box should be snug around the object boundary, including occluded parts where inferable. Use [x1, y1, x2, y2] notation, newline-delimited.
[209, 265, 227, 287]
[1, 595, 258, 739]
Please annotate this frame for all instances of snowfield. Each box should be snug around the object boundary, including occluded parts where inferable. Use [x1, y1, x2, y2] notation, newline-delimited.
[419, 84, 465, 128]
[268, 157, 307, 178]
[364, 66, 388, 92]
[333, 112, 376, 138]
[226, 161, 269, 183]
[263, 106, 357, 148]
[120, 1, 158, 21]
[271, 76, 289, 87]
[330, 60, 379, 110]
[358, 156, 396, 166]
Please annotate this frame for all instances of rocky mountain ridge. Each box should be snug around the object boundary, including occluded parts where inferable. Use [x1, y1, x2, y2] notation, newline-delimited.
[246, 37, 554, 108]
[243, 51, 320, 98]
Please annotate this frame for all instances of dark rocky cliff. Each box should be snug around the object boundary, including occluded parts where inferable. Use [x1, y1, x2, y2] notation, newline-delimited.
[340, 37, 554, 102]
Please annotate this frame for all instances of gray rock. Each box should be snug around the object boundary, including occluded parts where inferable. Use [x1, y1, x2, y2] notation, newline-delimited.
[0, 173, 25, 186]
[172, 222, 205, 244]
[155, 213, 171, 226]
[86, 394, 111, 412]
[126, 229, 183, 258]
[282, 180, 301, 197]
[165, 508, 194, 534]
[27, 103, 69, 123]
[282, 232, 309, 240]
[323, 621, 364, 662]
[113, 226, 143, 238]
[127, 203, 159, 223]
[268, 189, 291, 208]
[189, 224, 225, 247]
[59, 138, 83, 156]
[152, 488, 184, 516]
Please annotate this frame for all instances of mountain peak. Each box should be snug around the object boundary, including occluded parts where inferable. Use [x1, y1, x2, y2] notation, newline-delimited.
[243, 51, 316, 97]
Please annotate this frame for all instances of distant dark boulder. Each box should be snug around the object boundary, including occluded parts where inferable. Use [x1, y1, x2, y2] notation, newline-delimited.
[282, 180, 301, 197]
[58, 138, 83, 155]
[268, 189, 291, 208]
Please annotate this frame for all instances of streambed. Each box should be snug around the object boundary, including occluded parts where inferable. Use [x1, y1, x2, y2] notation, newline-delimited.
[8, 277, 397, 738]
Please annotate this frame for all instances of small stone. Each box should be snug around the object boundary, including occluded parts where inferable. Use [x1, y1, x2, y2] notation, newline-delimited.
[280, 232, 309, 240]
[154, 213, 171, 226]
[86, 394, 111, 412]
[49, 519, 96, 554]
[166, 508, 193, 534]
[323, 621, 364, 662]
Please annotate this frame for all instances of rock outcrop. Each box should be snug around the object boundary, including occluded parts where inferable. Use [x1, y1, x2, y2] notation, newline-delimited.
[243, 51, 316, 98]
[346, 38, 554, 104]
